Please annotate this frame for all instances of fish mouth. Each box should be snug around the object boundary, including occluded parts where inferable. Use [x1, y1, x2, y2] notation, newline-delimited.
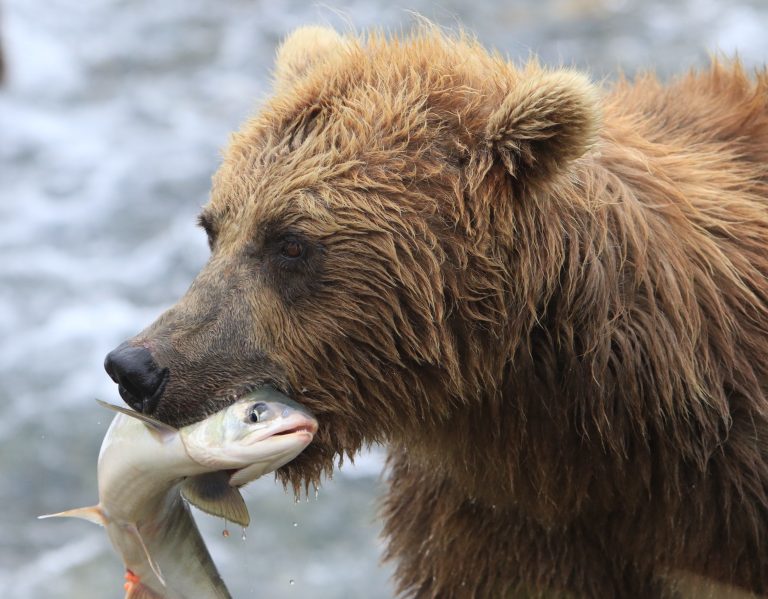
[273, 424, 317, 436]
[224, 415, 317, 488]
[269, 413, 319, 438]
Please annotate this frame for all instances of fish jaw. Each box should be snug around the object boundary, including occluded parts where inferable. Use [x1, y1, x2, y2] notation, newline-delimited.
[228, 428, 315, 487]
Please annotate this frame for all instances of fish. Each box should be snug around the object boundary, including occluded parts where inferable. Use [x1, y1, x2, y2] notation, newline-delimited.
[40, 387, 318, 599]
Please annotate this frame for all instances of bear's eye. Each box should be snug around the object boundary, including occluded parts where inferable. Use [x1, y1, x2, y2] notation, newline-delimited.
[281, 237, 304, 259]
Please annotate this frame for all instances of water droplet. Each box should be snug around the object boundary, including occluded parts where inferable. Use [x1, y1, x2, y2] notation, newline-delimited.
[314, 487, 319, 500]
[289, 579, 295, 586]
[222, 529, 230, 538]
[294, 497, 300, 504]
[292, 522, 298, 528]
[241, 528, 247, 540]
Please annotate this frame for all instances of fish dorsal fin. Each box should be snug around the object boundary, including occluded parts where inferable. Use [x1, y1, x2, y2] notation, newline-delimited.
[38, 505, 106, 526]
[95, 399, 177, 440]
[181, 471, 250, 528]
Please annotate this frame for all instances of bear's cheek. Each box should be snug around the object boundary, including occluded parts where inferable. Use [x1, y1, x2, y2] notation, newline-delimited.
[116, 273, 285, 425]
[123, 233, 342, 428]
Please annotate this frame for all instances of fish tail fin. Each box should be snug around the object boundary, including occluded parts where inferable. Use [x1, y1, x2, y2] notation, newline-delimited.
[38, 505, 106, 526]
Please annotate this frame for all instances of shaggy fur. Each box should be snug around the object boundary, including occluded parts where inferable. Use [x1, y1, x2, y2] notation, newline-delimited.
[119, 26, 768, 598]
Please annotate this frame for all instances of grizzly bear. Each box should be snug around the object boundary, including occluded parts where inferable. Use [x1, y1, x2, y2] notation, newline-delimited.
[103, 25, 768, 598]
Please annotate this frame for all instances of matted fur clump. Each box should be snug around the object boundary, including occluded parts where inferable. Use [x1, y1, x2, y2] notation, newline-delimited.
[120, 25, 768, 598]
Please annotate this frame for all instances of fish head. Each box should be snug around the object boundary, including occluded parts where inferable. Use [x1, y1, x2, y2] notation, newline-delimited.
[179, 386, 317, 480]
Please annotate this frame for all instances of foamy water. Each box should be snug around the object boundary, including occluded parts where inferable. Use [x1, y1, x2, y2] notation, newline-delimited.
[1, 0, 766, 597]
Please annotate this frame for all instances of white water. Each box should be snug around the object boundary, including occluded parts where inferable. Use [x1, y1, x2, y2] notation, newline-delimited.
[1, 0, 766, 597]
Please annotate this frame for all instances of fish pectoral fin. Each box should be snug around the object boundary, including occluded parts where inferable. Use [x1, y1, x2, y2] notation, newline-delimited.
[181, 471, 251, 528]
[95, 399, 177, 441]
[124, 523, 165, 587]
[38, 505, 106, 526]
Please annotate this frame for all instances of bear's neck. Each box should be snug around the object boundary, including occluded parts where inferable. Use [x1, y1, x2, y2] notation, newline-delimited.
[404, 149, 759, 521]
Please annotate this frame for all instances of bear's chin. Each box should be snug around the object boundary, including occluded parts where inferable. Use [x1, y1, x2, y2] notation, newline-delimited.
[276, 442, 336, 496]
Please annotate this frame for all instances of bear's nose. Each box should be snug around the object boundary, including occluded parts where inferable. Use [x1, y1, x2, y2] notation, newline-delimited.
[104, 342, 169, 414]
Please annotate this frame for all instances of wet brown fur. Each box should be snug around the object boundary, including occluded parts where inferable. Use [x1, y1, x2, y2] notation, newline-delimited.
[130, 26, 768, 598]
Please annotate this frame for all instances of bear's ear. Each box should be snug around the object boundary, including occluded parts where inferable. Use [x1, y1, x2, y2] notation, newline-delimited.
[473, 70, 600, 190]
[273, 26, 348, 91]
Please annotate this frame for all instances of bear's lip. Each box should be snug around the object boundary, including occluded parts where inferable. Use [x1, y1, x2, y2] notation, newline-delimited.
[206, 381, 314, 422]
[215, 381, 275, 404]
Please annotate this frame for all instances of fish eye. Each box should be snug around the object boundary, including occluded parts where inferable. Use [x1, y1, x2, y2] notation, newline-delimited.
[248, 402, 270, 423]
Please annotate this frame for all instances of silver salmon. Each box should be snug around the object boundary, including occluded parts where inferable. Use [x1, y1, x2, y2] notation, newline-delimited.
[40, 387, 317, 598]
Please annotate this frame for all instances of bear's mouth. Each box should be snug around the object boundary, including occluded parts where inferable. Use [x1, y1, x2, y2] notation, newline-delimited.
[214, 380, 284, 405]
[206, 381, 316, 434]
[192, 382, 273, 420]
[115, 373, 169, 415]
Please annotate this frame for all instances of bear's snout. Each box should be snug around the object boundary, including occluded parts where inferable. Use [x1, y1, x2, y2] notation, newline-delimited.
[104, 341, 169, 414]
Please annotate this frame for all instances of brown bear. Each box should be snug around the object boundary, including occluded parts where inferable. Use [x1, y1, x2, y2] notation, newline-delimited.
[103, 26, 768, 598]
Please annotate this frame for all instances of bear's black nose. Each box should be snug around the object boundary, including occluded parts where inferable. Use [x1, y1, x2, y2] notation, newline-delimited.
[104, 342, 169, 414]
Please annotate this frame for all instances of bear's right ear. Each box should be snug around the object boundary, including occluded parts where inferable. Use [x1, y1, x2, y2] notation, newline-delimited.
[470, 69, 600, 191]
[273, 26, 349, 92]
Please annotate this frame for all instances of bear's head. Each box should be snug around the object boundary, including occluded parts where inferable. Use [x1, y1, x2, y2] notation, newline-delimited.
[104, 26, 600, 489]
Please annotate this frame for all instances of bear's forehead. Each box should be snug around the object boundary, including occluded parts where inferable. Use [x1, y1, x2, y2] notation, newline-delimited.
[220, 33, 513, 165]
[205, 33, 522, 229]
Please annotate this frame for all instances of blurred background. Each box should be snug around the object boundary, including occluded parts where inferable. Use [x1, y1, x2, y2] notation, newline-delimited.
[1, 0, 767, 597]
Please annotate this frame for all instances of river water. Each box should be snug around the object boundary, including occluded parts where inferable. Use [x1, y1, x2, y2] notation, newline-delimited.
[1, 0, 766, 597]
